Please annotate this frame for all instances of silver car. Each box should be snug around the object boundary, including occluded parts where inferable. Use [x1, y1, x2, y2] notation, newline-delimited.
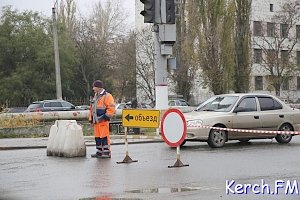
[184, 93, 300, 148]
[24, 99, 76, 112]
[168, 99, 194, 113]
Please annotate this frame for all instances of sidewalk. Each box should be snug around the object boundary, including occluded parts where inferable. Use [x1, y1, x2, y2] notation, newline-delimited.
[0, 135, 163, 150]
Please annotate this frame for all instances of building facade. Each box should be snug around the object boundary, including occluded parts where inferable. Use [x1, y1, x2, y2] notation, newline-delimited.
[250, 0, 300, 102]
[136, 0, 300, 105]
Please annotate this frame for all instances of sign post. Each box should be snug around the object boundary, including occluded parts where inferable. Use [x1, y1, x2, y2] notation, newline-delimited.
[117, 109, 160, 164]
[116, 126, 138, 164]
[161, 108, 189, 168]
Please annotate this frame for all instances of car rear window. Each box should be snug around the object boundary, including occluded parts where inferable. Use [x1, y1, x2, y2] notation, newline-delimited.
[258, 97, 282, 111]
[44, 102, 62, 107]
[61, 101, 73, 107]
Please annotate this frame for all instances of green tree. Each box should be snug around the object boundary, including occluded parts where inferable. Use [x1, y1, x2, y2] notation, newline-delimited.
[195, 0, 235, 95]
[233, 0, 251, 93]
[0, 6, 56, 106]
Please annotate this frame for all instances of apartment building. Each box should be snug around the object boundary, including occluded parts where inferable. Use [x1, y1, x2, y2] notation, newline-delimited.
[250, 0, 300, 102]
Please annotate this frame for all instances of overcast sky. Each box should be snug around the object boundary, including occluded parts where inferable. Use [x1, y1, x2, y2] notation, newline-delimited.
[0, 0, 135, 27]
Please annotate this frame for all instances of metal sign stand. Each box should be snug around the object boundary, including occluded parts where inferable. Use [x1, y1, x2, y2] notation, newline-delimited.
[161, 108, 189, 168]
[168, 146, 189, 168]
[117, 127, 138, 164]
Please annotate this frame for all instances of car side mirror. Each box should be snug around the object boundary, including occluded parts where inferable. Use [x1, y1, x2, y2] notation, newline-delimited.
[71, 105, 76, 109]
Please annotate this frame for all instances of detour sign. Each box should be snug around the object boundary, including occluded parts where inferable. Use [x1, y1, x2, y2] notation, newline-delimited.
[122, 109, 160, 128]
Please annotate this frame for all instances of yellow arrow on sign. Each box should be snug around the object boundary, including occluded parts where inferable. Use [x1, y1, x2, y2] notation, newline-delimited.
[122, 109, 160, 128]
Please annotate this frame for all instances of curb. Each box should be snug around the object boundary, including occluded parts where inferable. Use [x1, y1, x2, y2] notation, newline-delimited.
[0, 135, 163, 150]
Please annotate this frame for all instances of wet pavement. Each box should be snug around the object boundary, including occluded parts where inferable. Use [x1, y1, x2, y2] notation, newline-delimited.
[1, 136, 300, 200]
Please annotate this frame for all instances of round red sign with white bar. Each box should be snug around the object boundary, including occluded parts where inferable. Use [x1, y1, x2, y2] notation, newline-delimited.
[161, 108, 187, 147]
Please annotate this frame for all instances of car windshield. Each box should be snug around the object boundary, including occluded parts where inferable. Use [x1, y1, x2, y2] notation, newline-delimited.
[196, 96, 239, 112]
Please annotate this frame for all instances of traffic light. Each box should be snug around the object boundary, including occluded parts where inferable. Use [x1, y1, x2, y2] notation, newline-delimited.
[165, 0, 175, 24]
[140, 0, 155, 23]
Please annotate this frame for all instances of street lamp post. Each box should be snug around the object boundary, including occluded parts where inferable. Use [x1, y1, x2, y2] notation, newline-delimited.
[52, 6, 62, 100]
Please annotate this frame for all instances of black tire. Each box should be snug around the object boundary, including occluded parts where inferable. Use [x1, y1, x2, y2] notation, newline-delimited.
[180, 140, 186, 147]
[207, 128, 227, 148]
[275, 123, 293, 144]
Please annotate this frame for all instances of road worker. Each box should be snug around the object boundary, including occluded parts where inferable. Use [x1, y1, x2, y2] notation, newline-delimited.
[89, 80, 116, 158]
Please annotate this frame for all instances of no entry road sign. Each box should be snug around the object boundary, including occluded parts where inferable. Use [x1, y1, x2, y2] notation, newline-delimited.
[161, 108, 187, 147]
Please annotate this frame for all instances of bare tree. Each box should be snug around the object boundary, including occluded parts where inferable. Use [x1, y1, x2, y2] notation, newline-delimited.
[252, 0, 300, 96]
[91, 0, 128, 43]
[58, 0, 76, 36]
[171, 0, 199, 102]
[111, 32, 136, 101]
[136, 27, 155, 106]
[73, 18, 101, 97]
[72, 0, 128, 98]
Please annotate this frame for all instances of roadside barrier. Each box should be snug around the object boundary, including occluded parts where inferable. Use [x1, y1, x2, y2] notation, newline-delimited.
[47, 120, 86, 157]
[109, 121, 124, 134]
[187, 124, 300, 135]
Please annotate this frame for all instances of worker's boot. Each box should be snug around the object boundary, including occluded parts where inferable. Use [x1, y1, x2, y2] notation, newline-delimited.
[101, 137, 111, 158]
[91, 137, 102, 158]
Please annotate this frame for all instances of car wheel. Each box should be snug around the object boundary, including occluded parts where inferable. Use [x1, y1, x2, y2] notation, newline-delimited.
[207, 128, 227, 148]
[275, 123, 293, 144]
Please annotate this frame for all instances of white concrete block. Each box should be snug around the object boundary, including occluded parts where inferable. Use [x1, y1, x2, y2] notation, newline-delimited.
[46, 120, 58, 155]
[47, 120, 86, 157]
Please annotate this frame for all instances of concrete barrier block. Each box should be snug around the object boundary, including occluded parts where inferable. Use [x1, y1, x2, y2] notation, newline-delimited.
[63, 123, 86, 157]
[47, 120, 86, 157]
[47, 121, 59, 156]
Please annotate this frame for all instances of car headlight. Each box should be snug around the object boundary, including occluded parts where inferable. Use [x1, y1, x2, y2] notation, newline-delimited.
[187, 119, 203, 127]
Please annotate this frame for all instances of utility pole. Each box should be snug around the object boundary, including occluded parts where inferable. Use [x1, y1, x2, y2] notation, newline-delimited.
[52, 6, 62, 100]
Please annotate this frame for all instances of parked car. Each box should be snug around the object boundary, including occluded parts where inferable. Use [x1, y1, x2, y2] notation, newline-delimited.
[24, 99, 76, 112]
[115, 102, 153, 117]
[183, 93, 300, 148]
[169, 99, 194, 113]
[138, 103, 152, 109]
[169, 99, 189, 106]
[75, 105, 90, 110]
[115, 103, 131, 116]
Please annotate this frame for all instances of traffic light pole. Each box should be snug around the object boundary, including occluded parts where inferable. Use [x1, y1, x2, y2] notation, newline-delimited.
[140, 0, 176, 117]
[154, 28, 169, 110]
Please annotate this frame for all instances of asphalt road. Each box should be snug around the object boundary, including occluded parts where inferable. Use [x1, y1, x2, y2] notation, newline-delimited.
[1, 137, 300, 200]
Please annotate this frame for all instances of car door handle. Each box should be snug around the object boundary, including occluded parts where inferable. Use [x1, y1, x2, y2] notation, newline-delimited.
[254, 116, 259, 119]
[279, 115, 284, 118]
